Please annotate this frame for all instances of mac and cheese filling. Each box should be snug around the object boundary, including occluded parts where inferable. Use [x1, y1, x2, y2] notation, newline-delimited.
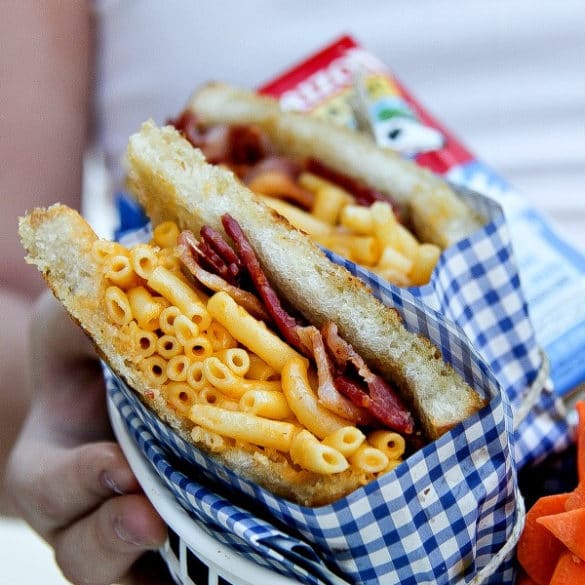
[94, 216, 413, 481]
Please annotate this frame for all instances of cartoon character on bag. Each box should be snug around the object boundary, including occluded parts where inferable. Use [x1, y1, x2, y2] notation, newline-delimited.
[358, 74, 445, 156]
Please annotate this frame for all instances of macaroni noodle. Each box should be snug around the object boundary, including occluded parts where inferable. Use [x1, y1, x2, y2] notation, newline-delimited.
[166, 355, 190, 381]
[148, 266, 210, 327]
[367, 430, 406, 460]
[153, 220, 181, 249]
[349, 444, 389, 474]
[281, 356, 348, 439]
[105, 286, 133, 326]
[165, 381, 197, 417]
[159, 305, 182, 334]
[130, 244, 159, 279]
[322, 426, 366, 457]
[189, 404, 299, 452]
[127, 286, 165, 331]
[104, 254, 140, 289]
[290, 430, 349, 474]
[239, 389, 292, 420]
[207, 291, 304, 373]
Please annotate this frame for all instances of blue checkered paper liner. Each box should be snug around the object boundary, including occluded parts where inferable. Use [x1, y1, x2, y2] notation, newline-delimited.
[106, 362, 519, 585]
[109, 219, 522, 584]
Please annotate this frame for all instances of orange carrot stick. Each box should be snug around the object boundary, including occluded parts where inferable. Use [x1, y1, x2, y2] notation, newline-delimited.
[576, 402, 585, 483]
[566, 481, 585, 511]
[549, 550, 585, 585]
[517, 493, 570, 585]
[537, 507, 585, 562]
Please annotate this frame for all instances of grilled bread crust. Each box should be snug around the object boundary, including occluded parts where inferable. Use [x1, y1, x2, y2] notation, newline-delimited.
[187, 82, 484, 248]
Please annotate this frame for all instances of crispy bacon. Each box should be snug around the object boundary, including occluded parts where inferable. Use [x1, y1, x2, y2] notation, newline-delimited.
[168, 111, 207, 148]
[190, 214, 413, 434]
[227, 125, 274, 165]
[169, 112, 232, 165]
[322, 322, 414, 434]
[196, 240, 232, 281]
[183, 225, 242, 285]
[178, 231, 271, 322]
[170, 111, 274, 171]
[199, 226, 242, 282]
[299, 326, 371, 425]
[221, 214, 306, 354]
[171, 113, 400, 216]
[245, 155, 303, 180]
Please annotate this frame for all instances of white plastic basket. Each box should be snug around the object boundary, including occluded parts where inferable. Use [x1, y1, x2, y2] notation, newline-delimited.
[107, 392, 304, 585]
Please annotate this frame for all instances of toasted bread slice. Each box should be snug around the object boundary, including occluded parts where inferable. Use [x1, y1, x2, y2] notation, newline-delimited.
[188, 82, 484, 248]
[126, 121, 487, 441]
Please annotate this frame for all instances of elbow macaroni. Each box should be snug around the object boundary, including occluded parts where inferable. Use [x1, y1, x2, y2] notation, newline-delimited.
[94, 225, 407, 478]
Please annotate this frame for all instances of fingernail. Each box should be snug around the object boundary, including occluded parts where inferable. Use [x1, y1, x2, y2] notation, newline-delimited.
[114, 516, 151, 547]
[100, 470, 125, 495]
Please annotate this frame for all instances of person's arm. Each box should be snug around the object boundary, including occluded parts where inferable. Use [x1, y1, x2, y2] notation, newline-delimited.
[0, 1, 91, 513]
[2, 4, 169, 583]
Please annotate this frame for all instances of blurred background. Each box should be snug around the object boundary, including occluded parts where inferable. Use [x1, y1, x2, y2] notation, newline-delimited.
[2, 1, 584, 583]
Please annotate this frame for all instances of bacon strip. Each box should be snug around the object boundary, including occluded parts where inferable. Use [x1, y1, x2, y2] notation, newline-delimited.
[178, 231, 270, 322]
[227, 125, 274, 165]
[199, 225, 242, 283]
[299, 326, 372, 425]
[196, 240, 232, 281]
[170, 111, 274, 171]
[169, 112, 231, 166]
[322, 322, 414, 434]
[171, 113, 400, 217]
[221, 214, 306, 354]
[168, 111, 208, 149]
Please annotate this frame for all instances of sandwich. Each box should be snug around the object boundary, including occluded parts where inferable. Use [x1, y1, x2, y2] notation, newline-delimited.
[168, 83, 485, 286]
[19, 121, 487, 506]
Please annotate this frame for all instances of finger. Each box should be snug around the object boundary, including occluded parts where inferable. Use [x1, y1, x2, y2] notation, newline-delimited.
[53, 493, 167, 585]
[12, 441, 140, 537]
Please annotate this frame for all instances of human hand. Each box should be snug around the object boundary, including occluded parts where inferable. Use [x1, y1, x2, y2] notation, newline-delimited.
[5, 292, 171, 585]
